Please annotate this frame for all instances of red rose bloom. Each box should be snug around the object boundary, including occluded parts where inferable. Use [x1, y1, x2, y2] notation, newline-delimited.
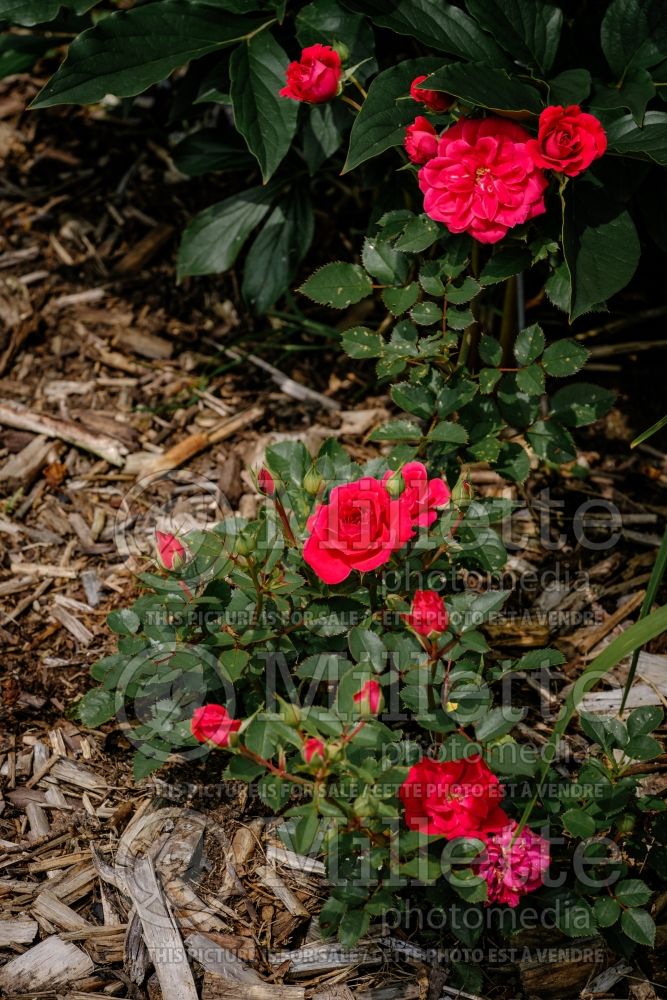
[402, 590, 448, 637]
[303, 477, 414, 584]
[390, 460, 450, 527]
[399, 756, 508, 838]
[419, 117, 548, 244]
[527, 104, 607, 177]
[280, 44, 342, 104]
[191, 705, 241, 748]
[405, 116, 439, 164]
[410, 75, 452, 113]
[155, 530, 186, 570]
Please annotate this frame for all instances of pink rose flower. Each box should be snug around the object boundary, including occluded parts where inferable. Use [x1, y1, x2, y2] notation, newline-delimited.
[418, 117, 548, 244]
[410, 75, 453, 113]
[191, 705, 241, 748]
[400, 756, 508, 838]
[303, 737, 326, 763]
[387, 460, 450, 528]
[476, 821, 550, 907]
[352, 679, 384, 716]
[402, 590, 448, 637]
[280, 44, 342, 104]
[405, 116, 439, 164]
[527, 104, 607, 177]
[155, 530, 186, 570]
[303, 477, 414, 584]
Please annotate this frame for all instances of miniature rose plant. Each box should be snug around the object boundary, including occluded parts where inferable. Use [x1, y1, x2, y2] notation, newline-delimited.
[80, 440, 666, 982]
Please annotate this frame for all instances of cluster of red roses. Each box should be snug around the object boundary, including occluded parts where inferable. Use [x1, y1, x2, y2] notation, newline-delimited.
[302, 460, 450, 584]
[400, 754, 550, 906]
[406, 76, 607, 243]
[278, 44, 606, 247]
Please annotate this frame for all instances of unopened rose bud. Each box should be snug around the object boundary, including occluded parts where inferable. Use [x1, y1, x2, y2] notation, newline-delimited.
[258, 467, 275, 496]
[302, 736, 326, 764]
[352, 679, 384, 718]
[236, 527, 258, 557]
[385, 469, 404, 498]
[303, 465, 323, 496]
[402, 590, 448, 637]
[451, 474, 474, 507]
[155, 530, 186, 571]
[332, 40, 349, 63]
[277, 697, 301, 727]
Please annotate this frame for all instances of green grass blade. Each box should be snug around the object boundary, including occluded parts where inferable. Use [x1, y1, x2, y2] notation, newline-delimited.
[619, 526, 667, 713]
[517, 602, 667, 833]
[631, 413, 667, 448]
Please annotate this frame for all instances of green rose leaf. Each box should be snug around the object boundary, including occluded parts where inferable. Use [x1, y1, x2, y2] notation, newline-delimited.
[615, 879, 653, 908]
[620, 907, 656, 947]
[478, 335, 502, 367]
[31, 2, 262, 108]
[562, 808, 596, 838]
[527, 419, 577, 464]
[550, 383, 615, 427]
[299, 262, 373, 308]
[541, 339, 589, 377]
[342, 326, 385, 359]
[593, 897, 621, 928]
[514, 324, 545, 366]
[107, 608, 140, 635]
[383, 283, 420, 316]
[77, 688, 117, 728]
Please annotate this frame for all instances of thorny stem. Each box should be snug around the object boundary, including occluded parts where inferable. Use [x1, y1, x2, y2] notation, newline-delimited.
[239, 744, 311, 786]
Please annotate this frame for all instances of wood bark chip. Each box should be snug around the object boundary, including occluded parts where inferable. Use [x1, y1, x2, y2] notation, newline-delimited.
[0, 400, 128, 466]
[125, 854, 198, 1000]
[0, 933, 94, 992]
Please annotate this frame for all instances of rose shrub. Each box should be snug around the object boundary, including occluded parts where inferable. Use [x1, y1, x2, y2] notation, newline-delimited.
[78, 439, 667, 983]
[8, 0, 665, 322]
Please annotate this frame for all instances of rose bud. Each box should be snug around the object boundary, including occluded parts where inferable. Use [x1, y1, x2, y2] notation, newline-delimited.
[258, 467, 275, 496]
[280, 44, 342, 104]
[451, 474, 474, 507]
[384, 469, 405, 498]
[410, 75, 453, 113]
[404, 116, 438, 165]
[402, 590, 448, 637]
[352, 679, 384, 717]
[191, 705, 241, 748]
[303, 465, 323, 496]
[155, 530, 186, 571]
[302, 736, 326, 764]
